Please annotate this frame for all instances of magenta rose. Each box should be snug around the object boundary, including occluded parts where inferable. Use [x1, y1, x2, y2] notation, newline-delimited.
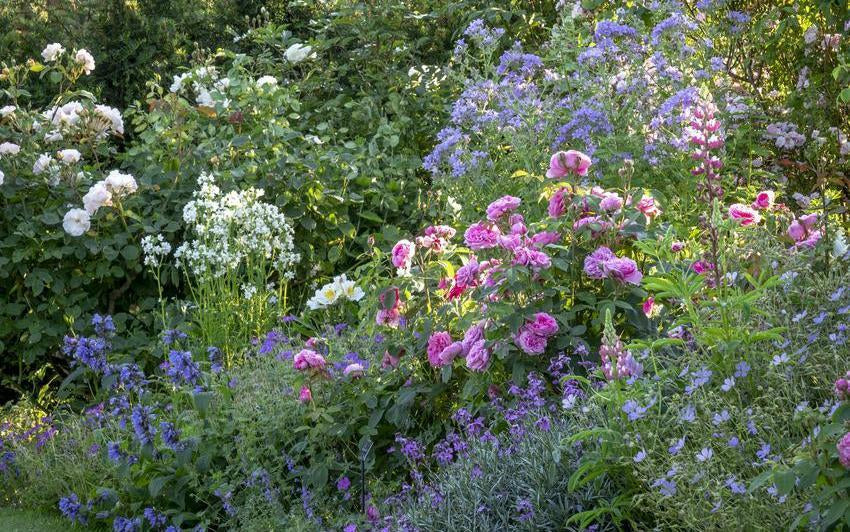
[427, 331, 453, 367]
[513, 247, 551, 270]
[530, 231, 561, 247]
[546, 150, 592, 178]
[599, 192, 623, 211]
[602, 257, 643, 285]
[294, 349, 326, 371]
[464, 222, 501, 250]
[455, 258, 480, 288]
[528, 312, 558, 337]
[465, 340, 490, 372]
[461, 322, 485, 353]
[573, 215, 612, 237]
[751, 190, 774, 210]
[391, 239, 415, 270]
[548, 187, 570, 218]
[438, 341, 465, 365]
[583, 246, 616, 279]
[838, 432, 850, 469]
[670, 241, 686, 253]
[514, 326, 547, 355]
[299, 386, 312, 403]
[728, 203, 761, 226]
[486, 195, 521, 221]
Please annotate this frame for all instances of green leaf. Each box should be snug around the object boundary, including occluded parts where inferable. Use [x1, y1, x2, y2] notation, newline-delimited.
[149, 475, 170, 498]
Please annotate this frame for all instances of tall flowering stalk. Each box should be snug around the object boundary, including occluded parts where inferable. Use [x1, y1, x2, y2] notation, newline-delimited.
[688, 101, 724, 289]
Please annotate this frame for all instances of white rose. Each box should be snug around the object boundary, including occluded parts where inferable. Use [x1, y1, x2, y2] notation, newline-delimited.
[256, 75, 278, 87]
[33, 153, 53, 174]
[41, 43, 66, 62]
[57, 149, 81, 164]
[0, 105, 15, 117]
[74, 49, 95, 74]
[104, 169, 138, 196]
[94, 105, 124, 135]
[0, 142, 21, 156]
[63, 208, 91, 236]
[284, 43, 315, 64]
[83, 181, 112, 214]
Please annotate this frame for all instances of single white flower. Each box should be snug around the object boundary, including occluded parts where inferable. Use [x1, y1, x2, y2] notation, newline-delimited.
[44, 130, 63, 142]
[94, 105, 124, 135]
[170, 72, 189, 93]
[82, 181, 112, 214]
[256, 75, 278, 87]
[333, 274, 365, 302]
[0, 169, 4, 185]
[803, 25, 818, 45]
[0, 142, 21, 156]
[285, 43, 315, 63]
[74, 49, 95, 74]
[33, 153, 53, 174]
[104, 170, 138, 196]
[57, 149, 81, 164]
[835, 231, 849, 258]
[0, 105, 15, 117]
[63, 208, 91, 236]
[41, 43, 66, 62]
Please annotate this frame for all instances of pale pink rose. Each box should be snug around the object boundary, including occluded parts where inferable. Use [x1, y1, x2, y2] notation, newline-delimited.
[299, 386, 312, 403]
[294, 349, 326, 371]
[461, 322, 486, 353]
[375, 308, 401, 327]
[427, 331, 453, 367]
[548, 187, 570, 218]
[751, 190, 775, 210]
[465, 340, 489, 372]
[599, 192, 623, 211]
[486, 195, 521, 221]
[417, 225, 456, 252]
[514, 327, 547, 355]
[424, 225, 456, 239]
[530, 231, 560, 247]
[728, 203, 761, 226]
[583, 246, 616, 279]
[602, 257, 643, 285]
[498, 233, 523, 250]
[527, 312, 558, 337]
[464, 222, 501, 250]
[546, 150, 592, 178]
[513, 247, 551, 270]
[455, 258, 480, 288]
[636, 196, 661, 219]
[344, 363, 365, 378]
[438, 341, 465, 365]
[392, 239, 415, 270]
[573, 216, 612, 236]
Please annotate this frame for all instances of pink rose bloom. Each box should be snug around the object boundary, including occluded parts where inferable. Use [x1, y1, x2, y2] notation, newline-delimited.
[305, 337, 319, 348]
[787, 220, 805, 241]
[344, 363, 365, 378]
[602, 257, 643, 285]
[573, 215, 612, 236]
[834, 373, 850, 400]
[510, 220, 527, 236]
[294, 349, 326, 371]
[728, 203, 761, 226]
[438, 341, 465, 365]
[546, 150, 592, 178]
[424, 225, 456, 239]
[751, 190, 775, 210]
[461, 322, 485, 353]
[427, 331, 453, 367]
[513, 247, 551, 270]
[792, 230, 822, 250]
[530, 231, 561, 247]
[299, 386, 312, 403]
[486, 195, 521, 221]
[381, 350, 400, 369]
[514, 327, 547, 355]
[392, 239, 415, 270]
[464, 222, 501, 250]
[838, 432, 850, 469]
[455, 258, 480, 288]
[375, 308, 401, 327]
[799, 213, 818, 230]
[528, 312, 558, 337]
[671, 241, 686, 253]
[636, 196, 661, 219]
[548, 187, 570, 218]
[498, 233, 523, 251]
[465, 340, 489, 372]
[583, 246, 616, 279]
[599, 192, 623, 211]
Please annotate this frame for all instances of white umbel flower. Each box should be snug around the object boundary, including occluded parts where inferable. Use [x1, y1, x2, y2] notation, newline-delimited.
[63, 208, 91, 236]
[41, 43, 65, 62]
[74, 49, 95, 74]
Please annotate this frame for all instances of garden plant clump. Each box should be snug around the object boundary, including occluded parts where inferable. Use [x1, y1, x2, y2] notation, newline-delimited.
[1, 1, 850, 530]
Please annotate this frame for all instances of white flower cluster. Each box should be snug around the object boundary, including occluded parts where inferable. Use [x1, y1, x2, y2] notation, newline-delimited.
[39, 101, 124, 142]
[174, 173, 300, 279]
[306, 274, 365, 310]
[63, 169, 138, 237]
[141, 234, 172, 267]
[40, 43, 96, 75]
[169, 66, 284, 109]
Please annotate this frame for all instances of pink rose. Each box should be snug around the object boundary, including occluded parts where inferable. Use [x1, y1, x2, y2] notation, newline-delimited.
[486, 195, 521, 221]
[530, 231, 561, 247]
[510, 220, 527, 236]
[498, 233, 523, 251]
[455, 258, 480, 288]
[528, 312, 558, 337]
[838, 432, 850, 469]
[513, 247, 551, 270]
[800, 213, 818, 230]
[546, 150, 592, 178]
[427, 331, 453, 367]
[299, 386, 312, 403]
[461, 322, 486, 353]
[381, 350, 400, 369]
[636, 196, 661, 219]
[294, 349, 326, 371]
[599, 192, 623, 211]
[514, 327, 547, 355]
[465, 340, 489, 372]
[751, 190, 775, 210]
[464, 222, 501, 250]
[548, 187, 570, 218]
[424, 225, 456, 239]
[728, 203, 761, 226]
[602, 257, 643, 285]
[344, 363, 365, 377]
[573, 215, 612, 237]
[438, 341, 465, 365]
[670, 241, 686, 253]
[792, 230, 822, 250]
[583, 246, 616, 279]
[787, 220, 805, 241]
[392, 239, 415, 270]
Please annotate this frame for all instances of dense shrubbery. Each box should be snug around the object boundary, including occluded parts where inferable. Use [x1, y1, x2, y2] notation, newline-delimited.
[2, 0, 850, 531]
